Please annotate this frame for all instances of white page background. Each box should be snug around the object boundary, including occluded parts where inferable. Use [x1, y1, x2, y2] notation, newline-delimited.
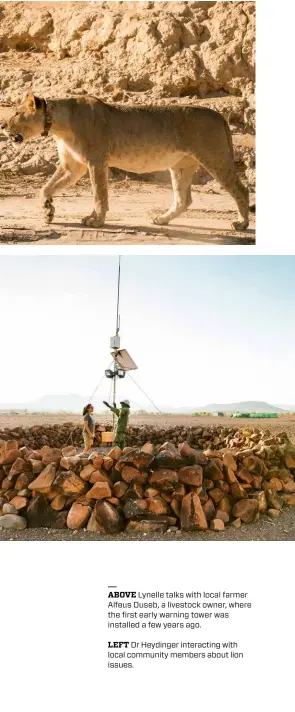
[0, 1, 294, 710]
[1, 541, 293, 711]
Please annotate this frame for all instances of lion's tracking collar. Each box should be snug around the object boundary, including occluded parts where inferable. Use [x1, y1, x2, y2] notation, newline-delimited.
[41, 100, 53, 137]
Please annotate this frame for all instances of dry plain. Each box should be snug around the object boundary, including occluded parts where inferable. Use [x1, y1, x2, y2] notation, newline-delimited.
[1, 412, 294, 440]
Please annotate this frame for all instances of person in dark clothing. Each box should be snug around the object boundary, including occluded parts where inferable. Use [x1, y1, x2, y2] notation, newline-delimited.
[103, 399, 130, 449]
[82, 403, 95, 453]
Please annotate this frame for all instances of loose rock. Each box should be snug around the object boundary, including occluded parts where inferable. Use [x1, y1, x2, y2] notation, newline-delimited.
[0, 514, 27, 530]
[0, 424, 294, 534]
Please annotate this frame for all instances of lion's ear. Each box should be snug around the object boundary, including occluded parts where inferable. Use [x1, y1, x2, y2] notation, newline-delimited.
[26, 91, 35, 108]
[26, 92, 43, 111]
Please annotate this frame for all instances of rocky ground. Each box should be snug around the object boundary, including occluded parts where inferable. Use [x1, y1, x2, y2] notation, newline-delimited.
[1, 506, 294, 541]
[0, 2, 256, 111]
[1, 413, 295, 443]
[0, 2, 255, 244]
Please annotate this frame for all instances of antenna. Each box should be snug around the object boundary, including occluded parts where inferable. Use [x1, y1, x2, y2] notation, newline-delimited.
[113, 256, 121, 422]
[88, 257, 160, 429]
[116, 255, 121, 336]
[105, 257, 138, 428]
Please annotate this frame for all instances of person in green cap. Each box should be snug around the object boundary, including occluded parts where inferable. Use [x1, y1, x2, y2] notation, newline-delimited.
[103, 399, 130, 449]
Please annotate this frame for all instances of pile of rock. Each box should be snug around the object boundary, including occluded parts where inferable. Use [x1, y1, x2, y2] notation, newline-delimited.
[0, 423, 279, 452]
[1, 428, 295, 534]
[124, 424, 266, 449]
[0, 423, 114, 450]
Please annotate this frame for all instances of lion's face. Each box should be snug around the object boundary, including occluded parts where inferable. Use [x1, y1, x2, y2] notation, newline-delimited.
[1, 92, 45, 143]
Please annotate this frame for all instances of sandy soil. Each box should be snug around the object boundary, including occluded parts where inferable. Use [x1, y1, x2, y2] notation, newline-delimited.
[1, 412, 295, 441]
[0, 176, 256, 246]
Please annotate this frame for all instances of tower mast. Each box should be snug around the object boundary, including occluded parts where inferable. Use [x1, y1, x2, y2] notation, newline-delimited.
[105, 256, 137, 432]
[112, 256, 121, 425]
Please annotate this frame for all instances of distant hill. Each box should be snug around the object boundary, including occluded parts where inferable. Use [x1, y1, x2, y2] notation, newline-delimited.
[197, 401, 285, 413]
[0, 397, 288, 415]
[0, 394, 145, 413]
[276, 405, 295, 412]
[0, 394, 87, 413]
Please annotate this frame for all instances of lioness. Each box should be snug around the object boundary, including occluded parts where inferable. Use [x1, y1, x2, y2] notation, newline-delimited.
[1, 92, 250, 230]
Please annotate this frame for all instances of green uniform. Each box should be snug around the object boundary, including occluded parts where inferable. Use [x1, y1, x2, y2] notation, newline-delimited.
[109, 405, 130, 449]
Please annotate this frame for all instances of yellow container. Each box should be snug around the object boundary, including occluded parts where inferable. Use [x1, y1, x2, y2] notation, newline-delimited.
[101, 431, 114, 444]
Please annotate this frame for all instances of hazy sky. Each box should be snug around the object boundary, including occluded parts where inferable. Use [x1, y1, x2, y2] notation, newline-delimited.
[0, 255, 294, 407]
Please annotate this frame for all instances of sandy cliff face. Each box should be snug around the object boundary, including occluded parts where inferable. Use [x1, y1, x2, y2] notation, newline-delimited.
[0, 1, 255, 182]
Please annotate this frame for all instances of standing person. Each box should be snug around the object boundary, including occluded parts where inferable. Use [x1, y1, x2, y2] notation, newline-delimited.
[82, 403, 95, 453]
[103, 399, 130, 449]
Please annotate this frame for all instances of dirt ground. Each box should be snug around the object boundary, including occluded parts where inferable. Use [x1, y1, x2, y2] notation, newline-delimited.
[1, 412, 295, 442]
[0, 175, 256, 246]
[1, 506, 294, 542]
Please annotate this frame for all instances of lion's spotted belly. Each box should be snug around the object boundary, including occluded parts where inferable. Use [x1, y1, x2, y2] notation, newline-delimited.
[108, 150, 186, 173]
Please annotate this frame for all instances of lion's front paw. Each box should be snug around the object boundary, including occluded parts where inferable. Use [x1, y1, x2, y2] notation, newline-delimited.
[42, 198, 55, 225]
[152, 213, 170, 226]
[82, 214, 105, 228]
[232, 220, 249, 232]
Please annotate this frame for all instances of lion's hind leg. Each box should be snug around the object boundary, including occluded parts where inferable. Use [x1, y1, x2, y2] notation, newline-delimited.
[153, 158, 197, 226]
[187, 124, 249, 231]
[192, 158, 249, 231]
[229, 176, 249, 231]
[204, 162, 249, 231]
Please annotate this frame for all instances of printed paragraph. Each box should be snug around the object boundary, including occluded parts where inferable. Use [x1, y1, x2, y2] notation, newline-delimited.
[107, 589, 252, 668]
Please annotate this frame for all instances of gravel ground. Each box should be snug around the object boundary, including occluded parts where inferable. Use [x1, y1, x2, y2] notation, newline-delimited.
[1, 413, 295, 443]
[1, 508, 294, 542]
